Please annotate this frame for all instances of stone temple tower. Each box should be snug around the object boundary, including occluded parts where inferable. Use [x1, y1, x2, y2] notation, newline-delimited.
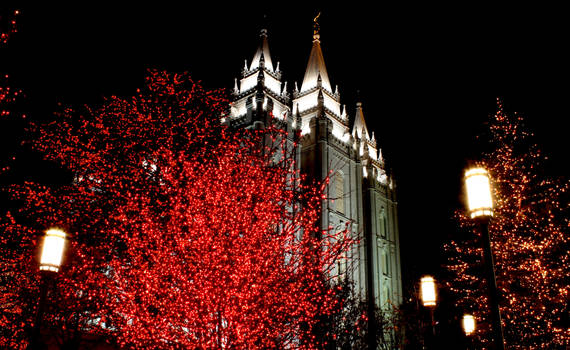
[228, 20, 403, 342]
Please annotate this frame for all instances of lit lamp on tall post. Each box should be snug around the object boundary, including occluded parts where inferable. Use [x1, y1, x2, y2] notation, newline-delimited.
[29, 228, 67, 349]
[464, 167, 505, 350]
[420, 275, 437, 347]
[463, 314, 476, 349]
[462, 314, 476, 335]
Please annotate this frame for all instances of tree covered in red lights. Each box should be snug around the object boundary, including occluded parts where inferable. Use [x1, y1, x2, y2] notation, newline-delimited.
[0, 9, 19, 119]
[444, 101, 569, 349]
[1, 8, 21, 177]
[0, 71, 351, 348]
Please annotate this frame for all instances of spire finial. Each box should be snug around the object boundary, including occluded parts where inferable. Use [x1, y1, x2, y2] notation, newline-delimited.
[313, 12, 321, 41]
[261, 14, 268, 34]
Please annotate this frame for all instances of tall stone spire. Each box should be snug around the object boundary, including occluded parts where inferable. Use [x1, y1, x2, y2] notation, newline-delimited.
[249, 28, 274, 72]
[230, 26, 289, 125]
[300, 13, 332, 93]
[352, 101, 370, 141]
[293, 14, 345, 138]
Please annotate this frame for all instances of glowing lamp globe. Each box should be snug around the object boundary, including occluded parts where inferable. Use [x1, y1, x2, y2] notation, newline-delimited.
[39, 229, 66, 272]
[465, 167, 493, 218]
[420, 276, 437, 307]
[462, 314, 476, 335]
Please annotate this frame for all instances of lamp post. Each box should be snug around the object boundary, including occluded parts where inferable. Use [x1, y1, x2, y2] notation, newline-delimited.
[462, 314, 476, 336]
[420, 276, 437, 348]
[464, 167, 505, 350]
[462, 314, 476, 350]
[29, 228, 66, 349]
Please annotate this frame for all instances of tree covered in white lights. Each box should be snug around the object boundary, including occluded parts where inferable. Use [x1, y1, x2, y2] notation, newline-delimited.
[445, 100, 569, 349]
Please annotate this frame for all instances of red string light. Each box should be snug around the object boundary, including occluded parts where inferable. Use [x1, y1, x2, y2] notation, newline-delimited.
[0, 71, 353, 348]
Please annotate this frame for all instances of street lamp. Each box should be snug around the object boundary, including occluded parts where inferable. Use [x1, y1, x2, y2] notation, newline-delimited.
[420, 276, 437, 307]
[462, 314, 476, 336]
[30, 228, 67, 349]
[420, 276, 437, 347]
[464, 167, 505, 350]
[465, 168, 493, 219]
[463, 314, 476, 350]
[39, 229, 66, 272]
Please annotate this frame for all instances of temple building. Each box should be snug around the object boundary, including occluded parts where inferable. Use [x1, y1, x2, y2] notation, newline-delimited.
[227, 22, 403, 322]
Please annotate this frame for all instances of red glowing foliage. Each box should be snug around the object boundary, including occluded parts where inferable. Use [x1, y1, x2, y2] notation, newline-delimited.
[0, 10, 18, 45]
[0, 71, 352, 348]
[1, 9, 21, 176]
[444, 100, 569, 349]
[0, 9, 19, 119]
[0, 71, 19, 120]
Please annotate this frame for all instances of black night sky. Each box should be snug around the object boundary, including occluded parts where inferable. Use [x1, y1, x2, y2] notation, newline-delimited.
[1, 2, 568, 342]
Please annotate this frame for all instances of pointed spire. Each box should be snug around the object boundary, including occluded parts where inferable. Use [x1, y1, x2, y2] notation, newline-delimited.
[300, 14, 332, 93]
[276, 61, 280, 72]
[282, 81, 287, 96]
[250, 28, 274, 72]
[233, 78, 239, 94]
[352, 101, 370, 141]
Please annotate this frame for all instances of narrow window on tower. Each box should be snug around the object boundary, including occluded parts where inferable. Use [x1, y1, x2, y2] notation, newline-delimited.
[336, 258, 345, 281]
[382, 210, 388, 239]
[379, 207, 387, 238]
[384, 249, 391, 277]
[333, 171, 344, 214]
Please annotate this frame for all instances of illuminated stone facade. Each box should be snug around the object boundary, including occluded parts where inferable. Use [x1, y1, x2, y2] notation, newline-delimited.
[227, 26, 403, 316]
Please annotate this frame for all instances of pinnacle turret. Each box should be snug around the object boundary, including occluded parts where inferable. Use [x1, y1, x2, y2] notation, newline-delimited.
[352, 102, 370, 141]
[250, 28, 274, 72]
[233, 78, 239, 95]
[300, 16, 332, 93]
[293, 15, 345, 139]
